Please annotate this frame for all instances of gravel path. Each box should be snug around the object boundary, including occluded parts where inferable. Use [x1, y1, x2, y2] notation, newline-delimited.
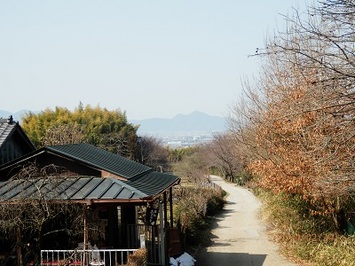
[195, 175, 298, 266]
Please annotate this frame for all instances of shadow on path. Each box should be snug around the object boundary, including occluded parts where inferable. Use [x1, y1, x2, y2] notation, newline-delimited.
[195, 249, 267, 266]
[195, 206, 267, 266]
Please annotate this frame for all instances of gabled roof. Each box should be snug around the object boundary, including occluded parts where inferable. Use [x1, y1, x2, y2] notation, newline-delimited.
[0, 116, 35, 151]
[0, 116, 36, 167]
[0, 143, 181, 203]
[0, 177, 150, 203]
[47, 143, 151, 179]
[0, 117, 14, 147]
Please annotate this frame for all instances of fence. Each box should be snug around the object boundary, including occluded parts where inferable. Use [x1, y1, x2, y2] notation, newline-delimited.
[40, 248, 137, 266]
[39, 223, 165, 265]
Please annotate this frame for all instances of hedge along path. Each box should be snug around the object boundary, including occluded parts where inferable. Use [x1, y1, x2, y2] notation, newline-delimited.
[196, 175, 298, 266]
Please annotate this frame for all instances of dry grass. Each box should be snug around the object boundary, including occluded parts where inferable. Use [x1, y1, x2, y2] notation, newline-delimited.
[256, 189, 355, 266]
[126, 248, 148, 266]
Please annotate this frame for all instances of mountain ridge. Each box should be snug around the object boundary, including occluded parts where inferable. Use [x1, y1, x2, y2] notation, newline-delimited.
[130, 111, 227, 137]
[0, 109, 33, 122]
[0, 109, 227, 137]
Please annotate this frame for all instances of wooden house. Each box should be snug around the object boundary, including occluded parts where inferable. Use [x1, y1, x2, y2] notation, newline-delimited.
[0, 143, 181, 265]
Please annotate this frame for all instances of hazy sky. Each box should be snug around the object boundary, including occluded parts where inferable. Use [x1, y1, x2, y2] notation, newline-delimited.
[0, 0, 306, 120]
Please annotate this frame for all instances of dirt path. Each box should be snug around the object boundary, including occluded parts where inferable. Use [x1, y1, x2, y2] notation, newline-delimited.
[195, 175, 298, 266]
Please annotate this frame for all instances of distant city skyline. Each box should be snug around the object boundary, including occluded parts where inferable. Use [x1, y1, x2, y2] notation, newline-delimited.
[0, 0, 307, 120]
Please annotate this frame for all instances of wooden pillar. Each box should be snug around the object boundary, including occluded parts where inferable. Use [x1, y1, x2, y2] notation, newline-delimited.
[169, 187, 173, 227]
[163, 192, 168, 226]
[83, 204, 89, 265]
[159, 203, 166, 266]
[107, 205, 119, 248]
[16, 227, 22, 266]
[121, 205, 136, 248]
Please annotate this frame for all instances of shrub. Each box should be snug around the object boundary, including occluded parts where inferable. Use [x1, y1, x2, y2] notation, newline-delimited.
[206, 191, 226, 216]
[127, 248, 148, 266]
[174, 186, 226, 247]
[257, 188, 355, 265]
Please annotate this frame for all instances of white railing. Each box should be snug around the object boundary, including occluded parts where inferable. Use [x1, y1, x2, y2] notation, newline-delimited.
[40, 249, 138, 266]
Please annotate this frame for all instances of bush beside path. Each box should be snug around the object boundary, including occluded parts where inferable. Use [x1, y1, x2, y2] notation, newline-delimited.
[195, 175, 297, 266]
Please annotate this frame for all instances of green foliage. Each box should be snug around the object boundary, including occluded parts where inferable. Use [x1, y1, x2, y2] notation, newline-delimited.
[208, 166, 222, 176]
[168, 147, 199, 163]
[21, 104, 139, 158]
[234, 170, 253, 186]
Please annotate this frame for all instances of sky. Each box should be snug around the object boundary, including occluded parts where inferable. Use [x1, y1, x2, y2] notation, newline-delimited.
[0, 0, 307, 120]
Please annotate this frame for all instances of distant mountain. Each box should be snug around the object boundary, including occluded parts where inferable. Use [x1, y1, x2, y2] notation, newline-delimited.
[1, 109, 227, 137]
[0, 109, 33, 122]
[131, 111, 227, 137]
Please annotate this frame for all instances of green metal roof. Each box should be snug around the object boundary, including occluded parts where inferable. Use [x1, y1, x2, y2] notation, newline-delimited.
[47, 143, 151, 179]
[127, 172, 180, 196]
[0, 143, 181, 203]
[0, 177, 149, 202]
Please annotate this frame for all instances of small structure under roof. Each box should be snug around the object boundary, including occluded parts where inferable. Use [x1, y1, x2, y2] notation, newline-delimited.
[0, 142, 181, 265]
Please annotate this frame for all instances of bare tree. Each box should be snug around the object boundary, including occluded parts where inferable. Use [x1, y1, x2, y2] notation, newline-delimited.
[229, 0, 355, 232]
[42, 124, 85, 146]
[136, 136, 169, 171]
[203, 132, 248, 184]
[0, 164, 84, 264]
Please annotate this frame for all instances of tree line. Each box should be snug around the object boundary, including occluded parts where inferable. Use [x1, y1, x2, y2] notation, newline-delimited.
[227, 0, 355, 234]
[167, 0, 355, 241]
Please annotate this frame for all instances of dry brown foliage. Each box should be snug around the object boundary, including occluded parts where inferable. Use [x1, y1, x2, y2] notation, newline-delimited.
[126, 248, 148, 266]
[229, 0, 355, 231]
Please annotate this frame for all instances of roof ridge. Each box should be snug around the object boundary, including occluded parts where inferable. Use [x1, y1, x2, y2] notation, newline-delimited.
[46, 143, 152, 180]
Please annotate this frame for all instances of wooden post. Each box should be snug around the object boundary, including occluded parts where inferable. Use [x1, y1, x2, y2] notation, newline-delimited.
[107, 205, 119, 248]
[163, 192, 168, 226]
[83, 204, 89, 265]
[121, 205, 136, 248]
[16, 227, 22, 266]
[159, 203, 165, 266]
[169, 187, 173, 227]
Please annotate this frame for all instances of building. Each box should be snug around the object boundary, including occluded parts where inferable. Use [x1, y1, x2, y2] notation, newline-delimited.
[0, 116, 36, 165]
[0, 142, 181, 265]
